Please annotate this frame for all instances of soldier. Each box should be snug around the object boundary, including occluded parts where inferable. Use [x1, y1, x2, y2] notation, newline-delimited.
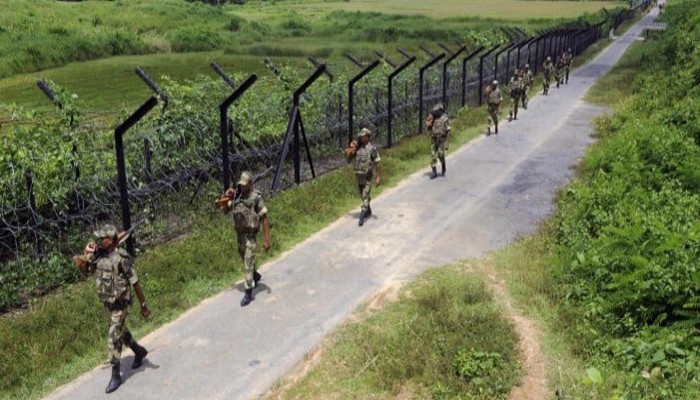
[485, 80, 503, 136]
[223, 171, 271, 307]
[508, 69, 523, 122]
[554, 53, 563, 88]
[83, 225, 150, 394]
[521, 64, 533, 109]
[542, 56, 553, 95]
[426, 103, 450, 179]
[563, 48, 573, 84]
[346, 128, 381, 226]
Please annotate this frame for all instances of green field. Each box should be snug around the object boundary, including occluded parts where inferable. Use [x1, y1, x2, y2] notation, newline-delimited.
[0, 0, 617, 117]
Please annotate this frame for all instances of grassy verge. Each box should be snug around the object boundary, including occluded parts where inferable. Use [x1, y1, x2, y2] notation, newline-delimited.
[492, 4, 700, 398]
[266, 262, 521, 399]
[585, 42, 644, 106]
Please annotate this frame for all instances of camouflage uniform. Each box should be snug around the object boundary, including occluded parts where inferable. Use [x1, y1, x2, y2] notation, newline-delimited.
[508, 73, 523, 121]
[348, 138, 380, 215]
[429, 108, 450, 177]
[554, 56, 563, 88]
[562, 50, 572, 83]
[232, 189, 268, 290]
[542, 59, 553, 95]
[486, 83, 503, 135]
[521, 67, 533, 109]
[90, 248, 140, 367]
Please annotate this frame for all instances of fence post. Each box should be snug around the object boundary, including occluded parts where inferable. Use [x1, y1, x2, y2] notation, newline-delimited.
[462, 46, 484, 107]
[115, 97, 158, 256]
[441, 45, 466, 109]
[387, 55, 416, 148]
[24, 169, 42, 255]
[493, 43, 514, 84]
[346, 57, 380, 144]
[271, 65, 328, 192]
[478, 44, 501, 106]
[419, 53, 445, 134]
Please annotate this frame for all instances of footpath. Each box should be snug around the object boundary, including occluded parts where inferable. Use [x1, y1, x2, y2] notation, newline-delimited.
[46, 8, 658, 400]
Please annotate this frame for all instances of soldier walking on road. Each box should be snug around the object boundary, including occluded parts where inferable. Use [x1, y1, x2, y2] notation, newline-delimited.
[346, 128, 382, 226]
[83, 225, 151, 394]
[521, 64, 533, 109]
[222, 171, 272, 307]
[508, 70, 523, 122]
[426, 103, 450, 179]
[554, 53, 563, 88]
[485, 80, 503, 136]
[562, 48, 573, 84]
[542, 56, 553, 95]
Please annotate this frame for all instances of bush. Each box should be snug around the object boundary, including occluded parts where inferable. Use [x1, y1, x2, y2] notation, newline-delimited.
[166, 27, 223, 52]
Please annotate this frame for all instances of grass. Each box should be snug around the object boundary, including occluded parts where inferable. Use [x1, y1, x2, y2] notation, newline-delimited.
[585, 43, 645, 106]
[267, 263, 521, 399]
[0, 0, 619, 119]
[246, 0, 619, 20]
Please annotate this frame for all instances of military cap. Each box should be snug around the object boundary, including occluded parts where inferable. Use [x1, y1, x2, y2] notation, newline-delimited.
[432, 103, 444, 112]
[359, 127, 371, 137]
[238, 171, 253, 186]
[94, 224, 118, 238]
[492, 80, 499, 85]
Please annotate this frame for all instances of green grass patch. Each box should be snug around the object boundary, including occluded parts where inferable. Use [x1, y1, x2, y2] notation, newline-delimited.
[585, 42, 645, 106]
[270, 263, 521, 399]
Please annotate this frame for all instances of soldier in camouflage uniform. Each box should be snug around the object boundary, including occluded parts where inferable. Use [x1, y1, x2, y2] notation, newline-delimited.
[224, 171, 271, 307]
[554, 52, 564, 88]
[486, 80, 503, 136]
[562, 48, 573, 84]
[426, 103, 450, 179]
[542, 56, 553, 95]
[83, 225, 150, 394]
[508, 70, 523, 122]
[346, 128, 381, 226]
[521, 64, 533, 109]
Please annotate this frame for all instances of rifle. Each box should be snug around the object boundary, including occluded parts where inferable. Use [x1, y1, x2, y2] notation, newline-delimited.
[72, 219, 147, 275]
[214, 167, 273, 212]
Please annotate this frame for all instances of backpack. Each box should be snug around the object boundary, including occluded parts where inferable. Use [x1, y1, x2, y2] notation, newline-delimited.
[431, 115, 449, 138]
[233, 194, 261, 233]
[354, 145, 373, 175]
[95, 251, 130, 305]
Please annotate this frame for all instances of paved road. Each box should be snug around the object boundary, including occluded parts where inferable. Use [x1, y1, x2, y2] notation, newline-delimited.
[46, 8, 658, 400]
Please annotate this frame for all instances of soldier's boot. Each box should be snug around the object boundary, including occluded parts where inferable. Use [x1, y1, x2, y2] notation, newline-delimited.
[441, 161, 446, 177]
[253, 270, 262, 285]
[358, 209, 367, 226]
[240, 289, 253, 307]
[366, 206, 372, 217]
[495, 124, 499, 135]
[487, 126, 491, 136]
[508, 111, 512, 122]
[430, 166, 438, 180]
[514, 110, 518, 120]
[130, 342, 148, 369]
[105, 365, 122, 394]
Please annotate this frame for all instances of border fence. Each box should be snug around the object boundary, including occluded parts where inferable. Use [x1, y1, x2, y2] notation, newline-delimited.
[0, 2, 650, 311]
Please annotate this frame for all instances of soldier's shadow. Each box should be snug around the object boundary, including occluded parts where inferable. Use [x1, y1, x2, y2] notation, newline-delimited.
[235, 282, 272, 298]
[119, 357, 160, 382]
[349, 211, 378, 220]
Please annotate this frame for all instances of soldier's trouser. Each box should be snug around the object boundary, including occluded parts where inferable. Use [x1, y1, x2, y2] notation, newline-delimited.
[521, 86, 530, 107]
[487, 105, 499, 130]
[237, 233, 258, 289]
[105, 305, 132, 367]
[565, 66, 570, 82]
[356, 173, 373, 212]
[509, 95, 519, 118]
[430, 136, 446, 168]
[543, 76, 550, 92]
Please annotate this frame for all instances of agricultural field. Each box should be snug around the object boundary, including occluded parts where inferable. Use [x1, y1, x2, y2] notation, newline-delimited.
[0, 0, 617, 116]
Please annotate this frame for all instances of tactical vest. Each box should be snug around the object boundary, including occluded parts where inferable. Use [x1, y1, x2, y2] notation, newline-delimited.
[544, 64, 553, 77]
[431, 115, 448, 138]
[95, 251, 130, 305]
[509, 78, 522, 96]
[354, 145, 374, 175]
[523, 71, 532, 85]
[487, 88, 501, 106]
[233, 193, 261, 234]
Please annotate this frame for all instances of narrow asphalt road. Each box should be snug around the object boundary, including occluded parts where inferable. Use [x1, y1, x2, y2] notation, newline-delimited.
[46, 8, 658, 400]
